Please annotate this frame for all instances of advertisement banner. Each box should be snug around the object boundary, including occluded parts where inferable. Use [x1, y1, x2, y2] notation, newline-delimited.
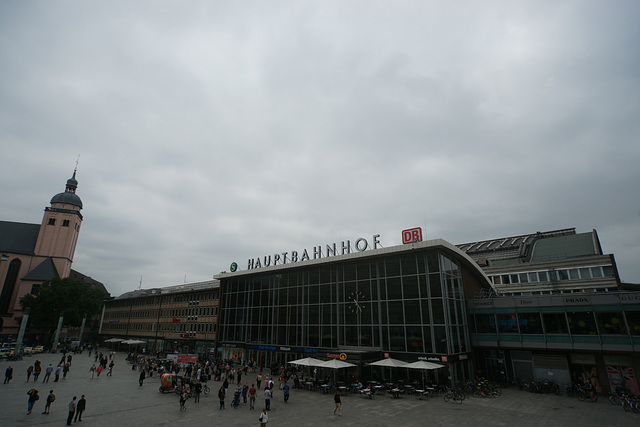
[606, 366, 639, 395]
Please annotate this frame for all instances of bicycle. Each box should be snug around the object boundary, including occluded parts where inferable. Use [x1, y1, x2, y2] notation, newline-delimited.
[443, 387, 463, 404]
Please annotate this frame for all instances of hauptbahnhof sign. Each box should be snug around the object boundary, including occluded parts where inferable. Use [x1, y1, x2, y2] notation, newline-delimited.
[247, 234, 382, 270]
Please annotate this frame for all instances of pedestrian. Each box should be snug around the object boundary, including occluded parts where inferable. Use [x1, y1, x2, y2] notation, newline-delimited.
[283, 381, 290, 402]
[89, 364, 96, 379]
[139, 369, 145, 386]
[96, 365, 103, 377]
[26, 388, 39, 414]
[256, 373, 262, 389]
[333, 390, 341, 416]
[27, 365, 34, 382]
[74, 395, 86, 422]
[218, 385, 226, 410]
[223, 378, 229, 396]
[242, 382, 249, 404]
[179, 390, 187, 412]
[63, 363, 70, 379]
[66, 396, 76, 425]
[33, 361, 42, 381]
[259, 407, 269, 426]
[249, 383, 257, 409]
[42, 389, 55, 414]
[54, 364, 62, 382]
[264, 387, 271, 411]
[4, 365, 12, 384]
[194, 380, 202, 403]
[107, 360, 114, 376]
[43, 364, 53, 383]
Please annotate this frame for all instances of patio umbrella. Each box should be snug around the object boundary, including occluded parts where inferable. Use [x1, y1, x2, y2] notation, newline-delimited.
[368, 358, 409, 368]
[405, 360, 444, 389]
[368, 357, 408, 382]
[122, 339, 146, 345]
[287, 357, 325, 367]
[318, 359, 356, 369]
[404, 361, 444, 370]
[104, 338, 124, 343]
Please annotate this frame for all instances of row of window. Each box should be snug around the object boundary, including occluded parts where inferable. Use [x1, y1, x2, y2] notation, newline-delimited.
[105, 306, 218, 319]
[106, 292, 218, 309]
[47, 218, 72, 226]
[491, 266, 615, 286]
[103, 322, 216, 334]
[472, 311, 640, 336]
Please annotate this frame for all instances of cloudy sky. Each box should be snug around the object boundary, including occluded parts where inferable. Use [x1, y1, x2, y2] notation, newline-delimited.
[1, 1, 639, 296]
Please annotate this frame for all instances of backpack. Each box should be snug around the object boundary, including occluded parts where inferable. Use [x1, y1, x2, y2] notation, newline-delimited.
[50, 394, 56, 402]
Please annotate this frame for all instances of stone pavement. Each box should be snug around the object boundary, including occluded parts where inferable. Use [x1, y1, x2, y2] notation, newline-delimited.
[1, 350, 638, 427]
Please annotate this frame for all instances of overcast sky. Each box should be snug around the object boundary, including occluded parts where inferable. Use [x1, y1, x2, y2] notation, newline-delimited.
[1, 1, 639, 296]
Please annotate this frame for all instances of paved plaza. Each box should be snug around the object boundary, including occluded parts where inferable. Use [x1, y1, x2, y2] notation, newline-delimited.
[1, 350, 637, 426]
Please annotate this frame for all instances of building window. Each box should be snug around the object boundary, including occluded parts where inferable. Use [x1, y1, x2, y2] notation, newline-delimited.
[626, 311, 640, 336]
[567, 311, 597, 335]
[62, 219, 70, 227]
[542, 312, 569, 334]
[518, 313, 543, 334]
[48, 218, 56, 225]
[595, 312, 627, 335]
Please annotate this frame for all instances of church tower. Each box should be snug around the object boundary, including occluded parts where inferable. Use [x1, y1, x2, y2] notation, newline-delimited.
[33, 168, 83, 278]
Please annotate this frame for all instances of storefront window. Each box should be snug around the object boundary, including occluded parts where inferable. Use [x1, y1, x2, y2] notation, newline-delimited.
[543, 312, 568, 333]
[567, 311, 597, 335]
[595, 312, 627, 335]
[473, 314, 496, 333]
[495, 313, 519, 333]
[389, 326, 405, 351]
[518, 313, 543, 334]
[627, 311, 640, 336]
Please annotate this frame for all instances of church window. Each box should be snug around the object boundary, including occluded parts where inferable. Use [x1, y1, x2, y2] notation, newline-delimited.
[62, 219, 70, 227]
[48, 218, 56, 225]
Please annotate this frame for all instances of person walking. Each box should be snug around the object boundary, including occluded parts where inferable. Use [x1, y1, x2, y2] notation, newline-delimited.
[138, 369, 145, 386]
[242, 382, 249, 404]
[333, 390, 342, 416]
[42, 390, 55, 414]
[54, 364, 62, 382]
[107, 360, 114, 376]
[264, 387, 271, 411]
[27, 365, 34, 382]
[4, 365, 13, 384]
[218, 385, 226, 410]
[283, 381, 290, 403]
[259, 407, 269, 426]
[256, 373, 262, 390]
[66, 396, 77, 425]
[26, 388, 39, 414]
[74, 395, 86, 422]
[179, 390, 187, 412]
[249, 383, 257, 409]
[63, 363, 70, 379]
[89, 364, 96, 379]
[43, 364, 53, 383]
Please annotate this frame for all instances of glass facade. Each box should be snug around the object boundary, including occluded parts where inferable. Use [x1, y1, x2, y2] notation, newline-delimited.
[219, 246, 479, 383]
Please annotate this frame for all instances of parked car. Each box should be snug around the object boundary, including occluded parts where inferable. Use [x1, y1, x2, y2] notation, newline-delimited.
[34, 345, 45, 353]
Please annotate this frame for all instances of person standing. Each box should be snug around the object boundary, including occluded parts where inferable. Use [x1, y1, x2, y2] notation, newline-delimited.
[26, 388, 39, 414]
[63, 363, 70, 379]
[283, 381, 290, 403]
[264, 387, 271, 411]
[256, 373, 262, 390]
[259, 407, 268, 426]
[218, 386, 226, 410]
[242, 382, 249, 404]
[194, 380, 202, 403]
[33, 361, 42, 382]
[74, 395, 86, 422]
[27, 365, 34, 382]
[249, 383, 257, 409]
[54, 364, 62, 382]
[333, 390, 342, 416]
[107, 360, 114, 376]
[42, 390, 55, 414]
[66, 396, 77, 425]
[139, 369, 145, 386]
[89, 364, 96, 379]
[4, 365, 13, 384]
[43, 364, 53, 383]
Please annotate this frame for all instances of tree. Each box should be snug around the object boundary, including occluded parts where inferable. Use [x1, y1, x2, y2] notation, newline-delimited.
[20, 278, 106, 342]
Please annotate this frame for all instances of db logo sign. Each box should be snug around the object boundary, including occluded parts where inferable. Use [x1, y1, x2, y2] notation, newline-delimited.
[402, 227, 422, 244]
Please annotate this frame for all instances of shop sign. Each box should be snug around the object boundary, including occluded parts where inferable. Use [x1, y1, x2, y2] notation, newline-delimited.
[247, 234, 382, 270]
[570, 354, 596, 365]
[604, 355, 632, 366]
[327, 353, 341, 359]
[563, 296, 591, 305]
[402, 227, 422, 244]
[620, 294, 640, 302]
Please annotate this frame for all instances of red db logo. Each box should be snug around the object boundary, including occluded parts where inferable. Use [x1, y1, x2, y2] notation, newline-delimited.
[402, 227, 422, 244]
